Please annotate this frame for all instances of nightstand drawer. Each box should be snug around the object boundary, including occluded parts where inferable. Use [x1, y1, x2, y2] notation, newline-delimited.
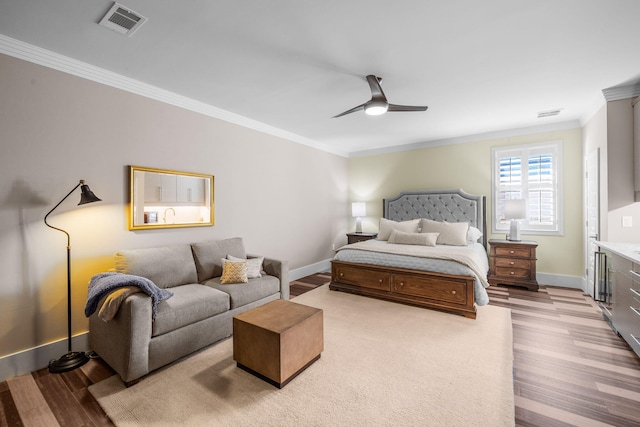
[495, 258, 532, 269]
[495, 267, 532, 279]
[495, 247, 533, 258]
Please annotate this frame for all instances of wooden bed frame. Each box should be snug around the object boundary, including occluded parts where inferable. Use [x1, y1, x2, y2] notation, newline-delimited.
[329, 189, 487, 319]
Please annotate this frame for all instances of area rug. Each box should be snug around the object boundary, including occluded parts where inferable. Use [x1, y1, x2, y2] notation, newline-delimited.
[89, 285, 514, 426]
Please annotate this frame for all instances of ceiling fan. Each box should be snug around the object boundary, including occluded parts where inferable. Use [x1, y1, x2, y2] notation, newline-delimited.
[332, 75, 428, 118]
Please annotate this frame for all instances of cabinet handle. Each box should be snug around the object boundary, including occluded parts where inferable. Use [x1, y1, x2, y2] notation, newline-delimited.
[339, 273, 344, 277]
[451, 290, 456, 295]
[509, 261, 515, 265]
[510, 271, 515, 275]
[399, 282, 404, 286]
[629, 270, 640, 281]
[630, 288, 640, 299]
[631, 307, 640, 319]
[379, 279, 383, 283]
[509, 250, 515, 254]
[632, 334, 640, 346]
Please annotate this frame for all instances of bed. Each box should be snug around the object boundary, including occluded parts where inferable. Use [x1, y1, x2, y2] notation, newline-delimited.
[329, 189, 489, 319]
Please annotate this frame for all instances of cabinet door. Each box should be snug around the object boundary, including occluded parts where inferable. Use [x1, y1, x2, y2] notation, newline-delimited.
[177, 176, 206, 203]
[143, 172, 177, 203]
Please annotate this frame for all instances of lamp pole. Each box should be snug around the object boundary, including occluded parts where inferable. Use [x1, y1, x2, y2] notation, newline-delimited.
[44, 180, 101, 373]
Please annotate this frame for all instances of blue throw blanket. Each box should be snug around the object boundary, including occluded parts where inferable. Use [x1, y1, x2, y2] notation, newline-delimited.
[85, 272, 173, 320]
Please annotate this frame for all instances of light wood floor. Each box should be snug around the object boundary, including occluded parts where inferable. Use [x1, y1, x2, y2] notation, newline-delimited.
[2, 274, 640, 426]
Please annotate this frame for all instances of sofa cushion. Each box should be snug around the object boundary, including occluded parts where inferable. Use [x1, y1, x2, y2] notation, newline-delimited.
[114, 245, 198, 289]
[191, 238, 246, 282]
[203, 275, 280, 309]
[152, 284, 230, 337]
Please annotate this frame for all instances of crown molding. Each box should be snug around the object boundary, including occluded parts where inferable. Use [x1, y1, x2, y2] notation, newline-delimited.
[349, 120, 582, 158]
[602, 82, 640, 102]
[0, 34, 348, 157]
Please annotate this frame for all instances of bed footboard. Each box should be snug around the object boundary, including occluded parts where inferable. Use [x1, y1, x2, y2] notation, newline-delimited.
[329, 260, 477, 319]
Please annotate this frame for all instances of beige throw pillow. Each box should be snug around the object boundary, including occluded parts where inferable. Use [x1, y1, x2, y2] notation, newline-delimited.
[220, 259, 248, 284]
[420, 219, 470, 246]
[377, 218, 420, 241]
[227, 255, 263, 278]
[388, 230, 439, 246]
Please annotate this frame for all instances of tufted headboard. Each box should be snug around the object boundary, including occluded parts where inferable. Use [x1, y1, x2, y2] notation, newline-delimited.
[383, 189, 487, 248]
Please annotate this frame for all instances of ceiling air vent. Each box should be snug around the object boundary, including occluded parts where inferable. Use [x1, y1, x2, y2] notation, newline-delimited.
[99, 3, 147, 37]
[537, 108, 562, 118]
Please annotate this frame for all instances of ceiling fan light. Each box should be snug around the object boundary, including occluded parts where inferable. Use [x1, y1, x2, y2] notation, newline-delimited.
[364, 102, 388, 116]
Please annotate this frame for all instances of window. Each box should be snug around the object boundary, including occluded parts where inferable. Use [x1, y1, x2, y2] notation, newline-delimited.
[492, 141, 563, 235]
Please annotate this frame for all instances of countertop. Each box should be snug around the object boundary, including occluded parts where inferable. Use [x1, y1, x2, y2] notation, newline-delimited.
[597, 241, 640, 264]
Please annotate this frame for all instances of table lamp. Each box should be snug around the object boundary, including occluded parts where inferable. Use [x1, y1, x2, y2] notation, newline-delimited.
[352, 202, 366, 233]
[504, 199, 526, 241]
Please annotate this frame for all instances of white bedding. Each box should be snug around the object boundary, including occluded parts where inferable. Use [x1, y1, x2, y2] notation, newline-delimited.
[334, 240, 490, 305]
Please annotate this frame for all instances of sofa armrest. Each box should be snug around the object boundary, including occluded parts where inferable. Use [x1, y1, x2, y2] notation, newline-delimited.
[248, 254, 289, 300]
[88, 293, 153, 383]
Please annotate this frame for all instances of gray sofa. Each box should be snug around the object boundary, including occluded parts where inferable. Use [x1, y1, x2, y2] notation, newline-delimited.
[88, 237, 289, 385]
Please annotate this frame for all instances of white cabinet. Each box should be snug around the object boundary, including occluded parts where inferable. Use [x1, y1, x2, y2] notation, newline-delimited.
[177, 175, 205, 203]
[143, 172, 177, 203]
[143, 172, 206, 205]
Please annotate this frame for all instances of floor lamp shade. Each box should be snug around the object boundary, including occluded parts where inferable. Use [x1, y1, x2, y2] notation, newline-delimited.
[44, 180, 101, 373]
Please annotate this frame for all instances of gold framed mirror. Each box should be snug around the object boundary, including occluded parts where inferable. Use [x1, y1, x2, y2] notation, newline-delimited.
[129, 165, 214, 230]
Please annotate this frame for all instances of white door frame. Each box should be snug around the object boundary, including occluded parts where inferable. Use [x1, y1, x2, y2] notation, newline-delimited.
[585, 148, 600, 298]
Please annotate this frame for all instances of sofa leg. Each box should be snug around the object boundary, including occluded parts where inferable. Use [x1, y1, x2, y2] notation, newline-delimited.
[124, 378, 140, 388]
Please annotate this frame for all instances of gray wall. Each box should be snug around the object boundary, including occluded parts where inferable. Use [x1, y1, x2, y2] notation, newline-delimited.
[0, 53, 348, 366]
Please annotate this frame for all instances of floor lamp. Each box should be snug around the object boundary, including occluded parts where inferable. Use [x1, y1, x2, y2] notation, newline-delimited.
[44, 180, 101, 373]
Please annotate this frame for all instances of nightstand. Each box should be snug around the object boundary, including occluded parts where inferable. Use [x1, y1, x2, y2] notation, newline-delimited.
[488, 239, 539, 291]
[346, 232, 378, 244]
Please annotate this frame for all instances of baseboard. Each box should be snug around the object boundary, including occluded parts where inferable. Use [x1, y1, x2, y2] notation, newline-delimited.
[289, 259, 331, 281]
[0, 333, 90, 382]
[537, 273, 586, 292]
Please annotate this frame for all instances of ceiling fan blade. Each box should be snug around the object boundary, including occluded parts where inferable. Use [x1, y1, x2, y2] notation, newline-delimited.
[332, 103, 365, 118]
[387, 104, 429, 112]
[366, 75, 386, 99]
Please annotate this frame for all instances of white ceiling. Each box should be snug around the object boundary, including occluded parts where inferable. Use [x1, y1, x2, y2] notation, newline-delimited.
[1, 0, 640, 157]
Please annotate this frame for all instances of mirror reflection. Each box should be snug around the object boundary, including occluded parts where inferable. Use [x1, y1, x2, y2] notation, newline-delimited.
[129, 166, 214, 230]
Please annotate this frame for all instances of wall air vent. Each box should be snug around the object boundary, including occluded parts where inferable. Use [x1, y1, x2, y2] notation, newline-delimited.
[99, 2, 147, 37]
[537, 109, 562, 118]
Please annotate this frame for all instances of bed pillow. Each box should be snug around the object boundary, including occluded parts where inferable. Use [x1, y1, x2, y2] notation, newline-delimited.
[377, 218, 420, 241]
[220, 259, 248, 284]
[227, 254, 263, 279]
[388, 230, 439, 246]
[420, 219, 470, 246]
[467, 226, 483, 244]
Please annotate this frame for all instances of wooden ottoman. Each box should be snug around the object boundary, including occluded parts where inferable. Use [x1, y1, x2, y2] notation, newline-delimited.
[233, 299, 323, 388]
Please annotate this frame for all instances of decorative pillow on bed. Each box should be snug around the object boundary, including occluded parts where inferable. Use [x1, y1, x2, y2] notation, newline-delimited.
[377, 218, 420, 241]
[420, 219, 470, 246]
[227, 254, 263, 278]
[220, 259, 248, 284]
[467, 226, 483, 244]
[388, 230, 439, 246]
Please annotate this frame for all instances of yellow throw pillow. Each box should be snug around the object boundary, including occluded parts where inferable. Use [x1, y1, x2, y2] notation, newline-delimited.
[220, 259, 248, 284]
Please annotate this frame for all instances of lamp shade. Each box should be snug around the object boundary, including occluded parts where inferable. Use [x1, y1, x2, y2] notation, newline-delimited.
[352, 202, 366, 217]
[504, 199, 526, 220]
[78, 182, 102, 205]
